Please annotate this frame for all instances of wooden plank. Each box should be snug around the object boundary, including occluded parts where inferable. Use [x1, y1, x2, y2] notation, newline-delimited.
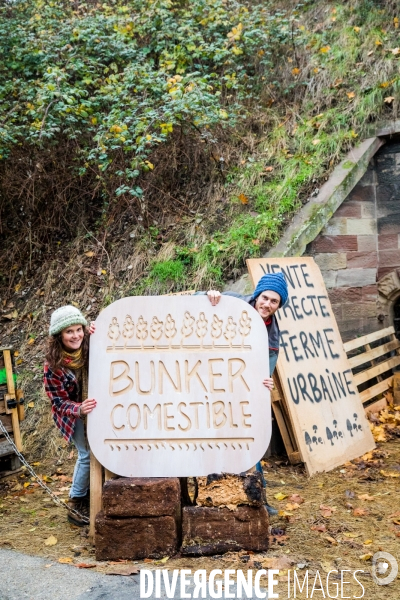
[0, 414, 13, 433]
[359, 376, 393, 404]
[0, 440, 14, 457]
[0, 400, 5, 414]
[89, 452, 103, 544]
[16, 389, 25, 422]
[271, 374, 302, 464]
[353, 355, 400, 386]
[3, 350, 15, 415]
[348, 339, 400, 369]
[11, 410, 22, 451]
[343, 326, 395, 352]
[365, 398, 388, 416]
[247, 257, 375, 477]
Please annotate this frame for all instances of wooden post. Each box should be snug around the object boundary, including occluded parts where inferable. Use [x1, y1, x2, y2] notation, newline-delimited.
[3, 350, 22, 451]
[16, 389, 25, 422]
[104, 468, 115, 481]
[89, 451, 103, 544]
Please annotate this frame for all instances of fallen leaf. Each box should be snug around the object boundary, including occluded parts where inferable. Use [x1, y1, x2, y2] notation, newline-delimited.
[347, 91, 355, 99]
[380, 470, 400, 478]
[264, 166, 274, 172]
[390, 47, 400, 55]
[375, 39, 383, 46]
[27, 338, 35, 345]
[380, 81, 390, 88]
[58, 557, 73, 564]
[75, 563, 96, 569]
[274, 492, 288, 501]
[44, 535, 58, 546]
[320, 504, 336, 517]
[312, 139, 320, 145]
[363, 540, 373, 545]
[285, 502, 300, 510]
[319, 46, 330, 53]
[343, 532, 362, 538]
[359, 553, 373, 561]
[324, 536, 337, 545]
[238, 193, 249, 205]
[288, 494, 304, 504]
[353, 508, 368, 517]
[311, 524, 326, 532]
[353, 26, 360, 32]
[358, 494, 375, 501]
[85, 251, 94, 257]
[27, 402, 35, 408]
[3, 310, 18, 320]
[14, 351, 19, 357]
[291, 67, 300, 75]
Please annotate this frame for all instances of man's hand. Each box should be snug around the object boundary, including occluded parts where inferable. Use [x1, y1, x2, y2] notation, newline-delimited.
[207, 290, 221, 306]
[263, 377, 274, 391]
[79, 398, 97, 415]
[88, 321, 96, 335]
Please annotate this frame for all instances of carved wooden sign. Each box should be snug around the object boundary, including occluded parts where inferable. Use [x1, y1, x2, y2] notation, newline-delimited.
[247, 257, 375, 476]
[88, 296, 271, 477]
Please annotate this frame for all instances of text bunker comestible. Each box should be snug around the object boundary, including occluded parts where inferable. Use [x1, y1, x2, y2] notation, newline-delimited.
[87, 296, 272, 477]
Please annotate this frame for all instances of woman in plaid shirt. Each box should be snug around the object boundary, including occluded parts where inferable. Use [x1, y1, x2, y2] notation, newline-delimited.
[44, 305, 97, 526]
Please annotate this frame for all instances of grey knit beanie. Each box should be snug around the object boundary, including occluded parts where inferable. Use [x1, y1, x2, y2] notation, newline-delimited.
[49, 305, 88, 336]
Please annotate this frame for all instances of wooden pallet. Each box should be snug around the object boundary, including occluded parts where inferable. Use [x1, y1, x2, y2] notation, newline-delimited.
[271, 374, 302, 464]
[0, 348, 24, 473]
[343, 326, 400, 412]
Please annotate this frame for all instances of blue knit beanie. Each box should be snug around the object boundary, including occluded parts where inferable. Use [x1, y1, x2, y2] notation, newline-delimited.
[252, 272, 289, 307]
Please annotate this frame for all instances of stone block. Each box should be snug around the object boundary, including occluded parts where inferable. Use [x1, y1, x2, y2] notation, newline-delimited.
[95, 512, 178, 561]
[102, 477, 181, 518]
[361, 285, 378, 303]
[346, 251, 377, 269]
[351, 184, 375, 202]
[196, 472, 264, 509]
[342, 303, 376, 320]
[346, 218, 376, 236]
[378, 266, 398, 279]
[377, 250, 400, 269]
[378, 234, 399, 250]
[335, 201, 362, 218]
[361, 203, 375, 218]
[357, 235, 377, 252]
[314, 253, 347, 271]
[323, 218, 348, 236]
[336, 268, 376, 288]
[312, 235, 358, 253]
[181, 506, 269, 556]
[320, 270, 337, 288]
[378, 214, 400, 235]
[328, 287, 362, 304]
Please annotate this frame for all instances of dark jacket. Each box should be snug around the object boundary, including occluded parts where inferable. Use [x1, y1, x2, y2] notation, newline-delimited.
[195, 291, 280, 375]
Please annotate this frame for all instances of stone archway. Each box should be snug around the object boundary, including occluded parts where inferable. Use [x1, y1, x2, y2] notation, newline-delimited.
[377, 269, 400, 331]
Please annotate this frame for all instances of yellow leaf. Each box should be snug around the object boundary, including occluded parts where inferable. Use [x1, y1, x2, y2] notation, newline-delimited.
[319, 46, 330, 53]
[291, 67, 300, 75]
[359, 553, 373, 561]
[28, 402, 35, 408]
[33, 462, 41, 466]
[285, 502, 300, 510]
[347, 91, 355, 99]
[144, 161, 154, 170]
[278, 510, 293, 517]
[312, 139, 321, 145]
[14, 351, 19, 357]
[29, 527, 36, 532]
[380, 81, 390, 88]
[91, 117, 97, 125]
[274, 492, 288, 501]
[313, 67, 319, 74]
[324, 536, 337, 545]
[353, 26, 360, 33]
[27, 338, 35, 345]
[44, 535, 58, 546]
[394, 17, 399, 28]
[385, 96, 395, 104]
[363, 540, 373, 545]
[375, 39, 383, 46]
[232, 46, 243, 56]
[343, 532, 362, 538]
[219, 109, 228, 119]
[85, 251, 94, 257]
[23, 482, 30, 488]
[380, 470, 400, 478]
[71, 301, 78, 307]
[238, 193, 249, 205]
[15, 283, 21, 292]
[58, 557, 73, 564]
[350, 130, 358, 138]
[101, 269, 107, 275]
[160, 556, 169, 563]
[42, 475, 53, 483]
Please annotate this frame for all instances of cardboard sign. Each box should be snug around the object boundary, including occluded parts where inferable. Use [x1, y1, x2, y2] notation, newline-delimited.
[246, 257, 375, 476]
[88, 295, 271, 477]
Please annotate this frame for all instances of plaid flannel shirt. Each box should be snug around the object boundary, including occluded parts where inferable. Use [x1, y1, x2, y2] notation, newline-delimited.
[44, 363, 81, 442]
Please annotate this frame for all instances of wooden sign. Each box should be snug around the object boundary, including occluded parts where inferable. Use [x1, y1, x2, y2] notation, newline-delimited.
[246, 257, 375, 476]
[88, 296, 272, 477]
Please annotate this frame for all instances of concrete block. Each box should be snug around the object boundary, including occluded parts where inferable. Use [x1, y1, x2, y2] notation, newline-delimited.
[357, 235, 377, 252]
[336, 268, 376, 288]
[346, 218, 376, 235]
[196, 472, 264, 509]
[314, 253, 347, 271]
[346, 251, 377, 269]
[181, 506, 269, 556]
[323, 218, 348, 236]
[102, 477, 181, 518]
[95, 512, 178, 560]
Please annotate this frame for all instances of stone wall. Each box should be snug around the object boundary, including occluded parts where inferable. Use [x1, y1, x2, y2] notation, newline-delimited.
[305, 139, 400, 341]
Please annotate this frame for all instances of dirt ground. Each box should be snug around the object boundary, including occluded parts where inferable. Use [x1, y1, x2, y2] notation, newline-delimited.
[1, 438, 399, 600]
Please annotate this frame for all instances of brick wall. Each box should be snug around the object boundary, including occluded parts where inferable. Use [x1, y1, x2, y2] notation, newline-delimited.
[305, 139, 400, 341]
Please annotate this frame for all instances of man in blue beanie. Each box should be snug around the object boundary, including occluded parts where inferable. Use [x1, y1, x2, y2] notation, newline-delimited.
[199, 271, 289, 515]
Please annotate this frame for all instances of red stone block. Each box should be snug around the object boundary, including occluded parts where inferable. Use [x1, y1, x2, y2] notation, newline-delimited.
[351, 185, 375, 203]
[346, 251, 378, 269]
[181, 505, 269, 556]
[334, 201, 362, 218]
[362, 285, 378, 303]
[378, 250, 400, 268]
[95, 512, 178, 561]
[312, 236, 358, 253]
[378, 234, 399, 250]
[328, 287, 362, 304]
[102, 477, 180, 518]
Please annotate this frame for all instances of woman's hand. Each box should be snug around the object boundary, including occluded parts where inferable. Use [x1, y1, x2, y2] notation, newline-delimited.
[207, 290, 221, 306]
[262, 377, 274, 391]
[79, 398, 97, 415]
[88, 321, 96, 335]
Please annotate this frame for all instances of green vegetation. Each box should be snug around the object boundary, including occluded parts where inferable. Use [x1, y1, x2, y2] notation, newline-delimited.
[0, 0, 399, 301]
